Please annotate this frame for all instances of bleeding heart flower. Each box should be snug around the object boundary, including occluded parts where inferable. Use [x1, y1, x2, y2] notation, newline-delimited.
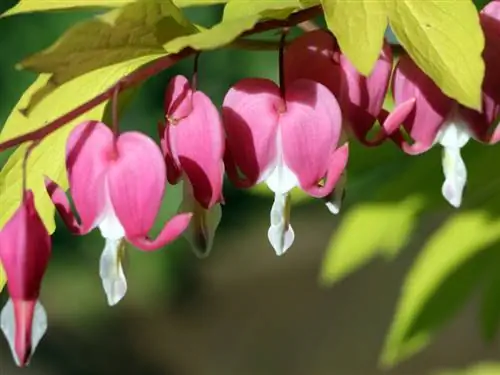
[223, 77, 348, 255]
[0, 191, 50, 367]
[284, 30, 394, 146]
[46, 121, 192, 306]
[382, 1, 500, 208]
[159, 75, 225, 258]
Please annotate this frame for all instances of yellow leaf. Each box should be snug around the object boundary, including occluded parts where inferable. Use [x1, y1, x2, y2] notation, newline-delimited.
[321, 0, 388, 75]
[0, 54, 163, 233]
[381, 212, 500, 367]
[0, 262, 5, 294]
[320, 196, 423, 286]
[223, 0, 306, 21]
[388, 0, 485, 109]
[19, 0, 196, 114]
[435, 363, 500, 375]
[1, 0, 227, 17]
[164, 15, 260, 54]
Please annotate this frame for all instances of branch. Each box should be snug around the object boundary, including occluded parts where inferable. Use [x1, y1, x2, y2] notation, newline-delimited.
[0, 5, 323, 153]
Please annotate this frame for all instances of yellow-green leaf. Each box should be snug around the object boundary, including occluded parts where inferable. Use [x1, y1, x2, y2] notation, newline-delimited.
[381, 212, 500, 367]
[223, 0, 305, 21]
[19, 0, 196, 114]
[1, 0, 227, 17]
[388, 0, 484, 109]
[435, 363, 500, 375]
[0, 54, 163, 233]
[321, 0, 387, 75]
[320, 196, 423, 286]
[0, 262, 5, 294]
[164, 15, 260, 54]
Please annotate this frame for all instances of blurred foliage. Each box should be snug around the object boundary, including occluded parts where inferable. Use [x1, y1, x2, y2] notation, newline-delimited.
[436, 363, 500, 375]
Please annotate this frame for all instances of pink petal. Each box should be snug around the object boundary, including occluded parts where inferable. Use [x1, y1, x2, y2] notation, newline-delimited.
[166, 88, 225, 209]
[128, 212, 193, 251]
[392, 55, 453, 149]
[284, 30, 343, 98]
[164, 75, 194, 120]
[280, 79, 343, 197]
[222, 78, 281, 187]
[12, 299, 36, 366]
[0, 191, 51, 300]
[158, 121, 182, 185]
[66, 121, 113, 233]
[106, 131, 167, 240]
[45, 177, 85, 234]
[340, 41, 393, 145]
[305, 144, 349, 198]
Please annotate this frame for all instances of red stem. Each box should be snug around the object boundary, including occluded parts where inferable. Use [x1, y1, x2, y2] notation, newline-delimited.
[0, 5, 323, 153]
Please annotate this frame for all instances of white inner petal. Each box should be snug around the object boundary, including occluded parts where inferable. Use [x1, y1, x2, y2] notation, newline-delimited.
[1, 298, 47, 367]
[324, 171, 347, 215]
[263, 128, 299, 194]
[96, 179, 127, 306]
[267, 192, 295, 256]
[99, 238, 127, 306]
[436, 117, 471, 208]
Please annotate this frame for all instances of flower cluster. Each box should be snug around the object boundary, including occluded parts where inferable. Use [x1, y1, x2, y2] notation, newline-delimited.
[1, 1, 500, 367]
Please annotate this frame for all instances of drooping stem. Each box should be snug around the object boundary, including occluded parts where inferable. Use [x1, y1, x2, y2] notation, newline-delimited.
[191, 52, 201, 91]
[21, 140, 40, 199]
[112, 83, 121, 138]
[0, 5, 323, 153]
[279, 28, 290, 101]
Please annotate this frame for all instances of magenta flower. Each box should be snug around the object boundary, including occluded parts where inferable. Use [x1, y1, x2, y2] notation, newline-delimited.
[283, 30, 394, 214]
[284, 29, 394, 146]
[223, 78, 348, 255]
[0, 191, 50, 367]
[159, 75, 225, 258]
[382, 1, 500, 207]
[46, 121, 192, 306]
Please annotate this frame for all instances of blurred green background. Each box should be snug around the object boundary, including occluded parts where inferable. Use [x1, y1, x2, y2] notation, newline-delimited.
[1, 2, 500, 375]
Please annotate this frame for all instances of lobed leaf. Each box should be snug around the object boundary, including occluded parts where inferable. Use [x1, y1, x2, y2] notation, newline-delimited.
[18, 0, 196, 114]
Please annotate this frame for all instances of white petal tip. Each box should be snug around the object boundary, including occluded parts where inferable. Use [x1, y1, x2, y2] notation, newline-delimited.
[103, 278, 127, 306]
[268, 224, 295, 256]
[325, 201, 340, 215]
[1, 299, 47, 367]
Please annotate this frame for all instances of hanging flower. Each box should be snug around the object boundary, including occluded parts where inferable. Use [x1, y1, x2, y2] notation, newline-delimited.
[0, 191, 50, 367]
[159, 75, 225, 258]
[223, 78, 348, 255]
[46, 121, 192, 306]
[382, 1, 500, 207]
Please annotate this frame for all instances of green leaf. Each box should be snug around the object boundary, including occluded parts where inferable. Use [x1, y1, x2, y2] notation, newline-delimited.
[1, 0, 227, 17]
[388, 0, 485, 109]
[321, 0, 388, 75]
[480, 254, 500, 341]
[164, 15, 260, 54]
[435, 363, 500, 375]
[223, 0, 306, 21]
[320, 196, 423, 286]
[380, 212, 500, 368]
[0, 55, 161, 233]
[19, 0, 196, 114]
